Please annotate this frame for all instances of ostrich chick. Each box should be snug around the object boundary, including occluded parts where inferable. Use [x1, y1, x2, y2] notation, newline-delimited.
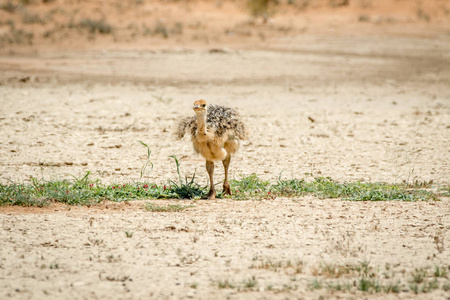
[176, 100, 247, 199]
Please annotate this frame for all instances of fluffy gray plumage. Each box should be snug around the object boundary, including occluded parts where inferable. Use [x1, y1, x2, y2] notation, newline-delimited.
[176, 104, 246, 140]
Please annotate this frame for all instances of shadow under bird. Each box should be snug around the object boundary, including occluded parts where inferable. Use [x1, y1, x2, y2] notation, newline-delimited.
[176, 100, 247, 199]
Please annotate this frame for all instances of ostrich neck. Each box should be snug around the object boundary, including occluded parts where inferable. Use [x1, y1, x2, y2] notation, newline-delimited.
[196, 111, 207, 135]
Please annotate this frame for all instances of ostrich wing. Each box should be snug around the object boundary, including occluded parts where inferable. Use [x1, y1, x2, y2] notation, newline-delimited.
[176, 116, 196, 139]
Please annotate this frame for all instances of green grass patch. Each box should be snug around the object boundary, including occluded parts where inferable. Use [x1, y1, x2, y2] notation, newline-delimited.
[231, 175, 439, 201]
[273, 176, 438, 201]
[0, 173, 441, 206]
[0, 142, 442, 206]
[230, 174, 271, 200]
[0, 171, 177, 206]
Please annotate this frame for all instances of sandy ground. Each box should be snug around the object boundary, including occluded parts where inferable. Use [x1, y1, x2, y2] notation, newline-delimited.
[1, 1, 450, 298]
[1, 33, 449, 299]
[0, 199, 449, 299]
[0, 34, 449, 185]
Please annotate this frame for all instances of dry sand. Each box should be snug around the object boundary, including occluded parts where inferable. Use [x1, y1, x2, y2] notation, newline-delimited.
[1, 0, 450, 299]
[1, 35, 449, 185]
[0, 199, 449, 299]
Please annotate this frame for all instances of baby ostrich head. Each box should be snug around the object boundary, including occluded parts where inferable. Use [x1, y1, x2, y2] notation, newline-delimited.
[193, 99, 207, 114]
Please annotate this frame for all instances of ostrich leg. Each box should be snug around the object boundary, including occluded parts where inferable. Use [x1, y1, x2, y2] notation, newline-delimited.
[222, 154, 232, 195]
[206, 160, 216, 199]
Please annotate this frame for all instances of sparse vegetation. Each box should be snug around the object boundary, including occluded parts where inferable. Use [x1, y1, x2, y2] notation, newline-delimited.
[144, 202, 194, 212]
[138, 140, 154, 182]
[434, 265, 448, 278]
[0, 27, 34, 45]
[1, 1, 18, 13]
[309, 261, 449, 294]
[49, 262, 59, 269]
[0, 172, 442, 206]
[291, 177, 436, 201]
[358, 14, 370, 22]
[251, 257, 303, 274]
[154, 21, 168, 38]
[0, 138, 443, 206]
[216, 276, 259, 291]
[189, 282, 198, 289]
[439, 184, 450, 197]
[22, 11, 45, 24]
[247, 258, 449, 295]
[242, 276, 258, 290]
[168, 155, 206, 200]
[309, 279, 322, 290]
[78, 18, 113, 34]
[217, 279, 235, 289]
[412, 267, 428, 284]
[232, 174, 439, 201]
[417, 7, 431, 22]
[408, 265, 450, 294]
[247, 0, 274, 23]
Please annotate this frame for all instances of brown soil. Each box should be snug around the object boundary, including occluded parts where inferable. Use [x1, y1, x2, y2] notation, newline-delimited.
[0, 0, 449, 299]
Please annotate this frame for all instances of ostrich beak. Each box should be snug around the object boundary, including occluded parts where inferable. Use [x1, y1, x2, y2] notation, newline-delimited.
[193, 100, 207, 111]
[193, 104, 205, 111]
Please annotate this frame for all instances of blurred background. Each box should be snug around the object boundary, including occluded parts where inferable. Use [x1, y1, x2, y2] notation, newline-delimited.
[1, 0, 449, 52]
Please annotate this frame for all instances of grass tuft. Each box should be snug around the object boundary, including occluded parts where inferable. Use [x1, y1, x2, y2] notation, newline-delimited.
[138, 140, 154, 182]
[79, 18, 113, 34]
[168, 155, 206, 199]
[434, 265, 448, 278]
[242, 276, 258, 290]
[217, 279, 235, 289]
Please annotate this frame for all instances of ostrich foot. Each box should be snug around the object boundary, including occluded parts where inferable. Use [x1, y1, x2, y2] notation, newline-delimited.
[223, 183, 232, 196]
[207, 188, 216, 200]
